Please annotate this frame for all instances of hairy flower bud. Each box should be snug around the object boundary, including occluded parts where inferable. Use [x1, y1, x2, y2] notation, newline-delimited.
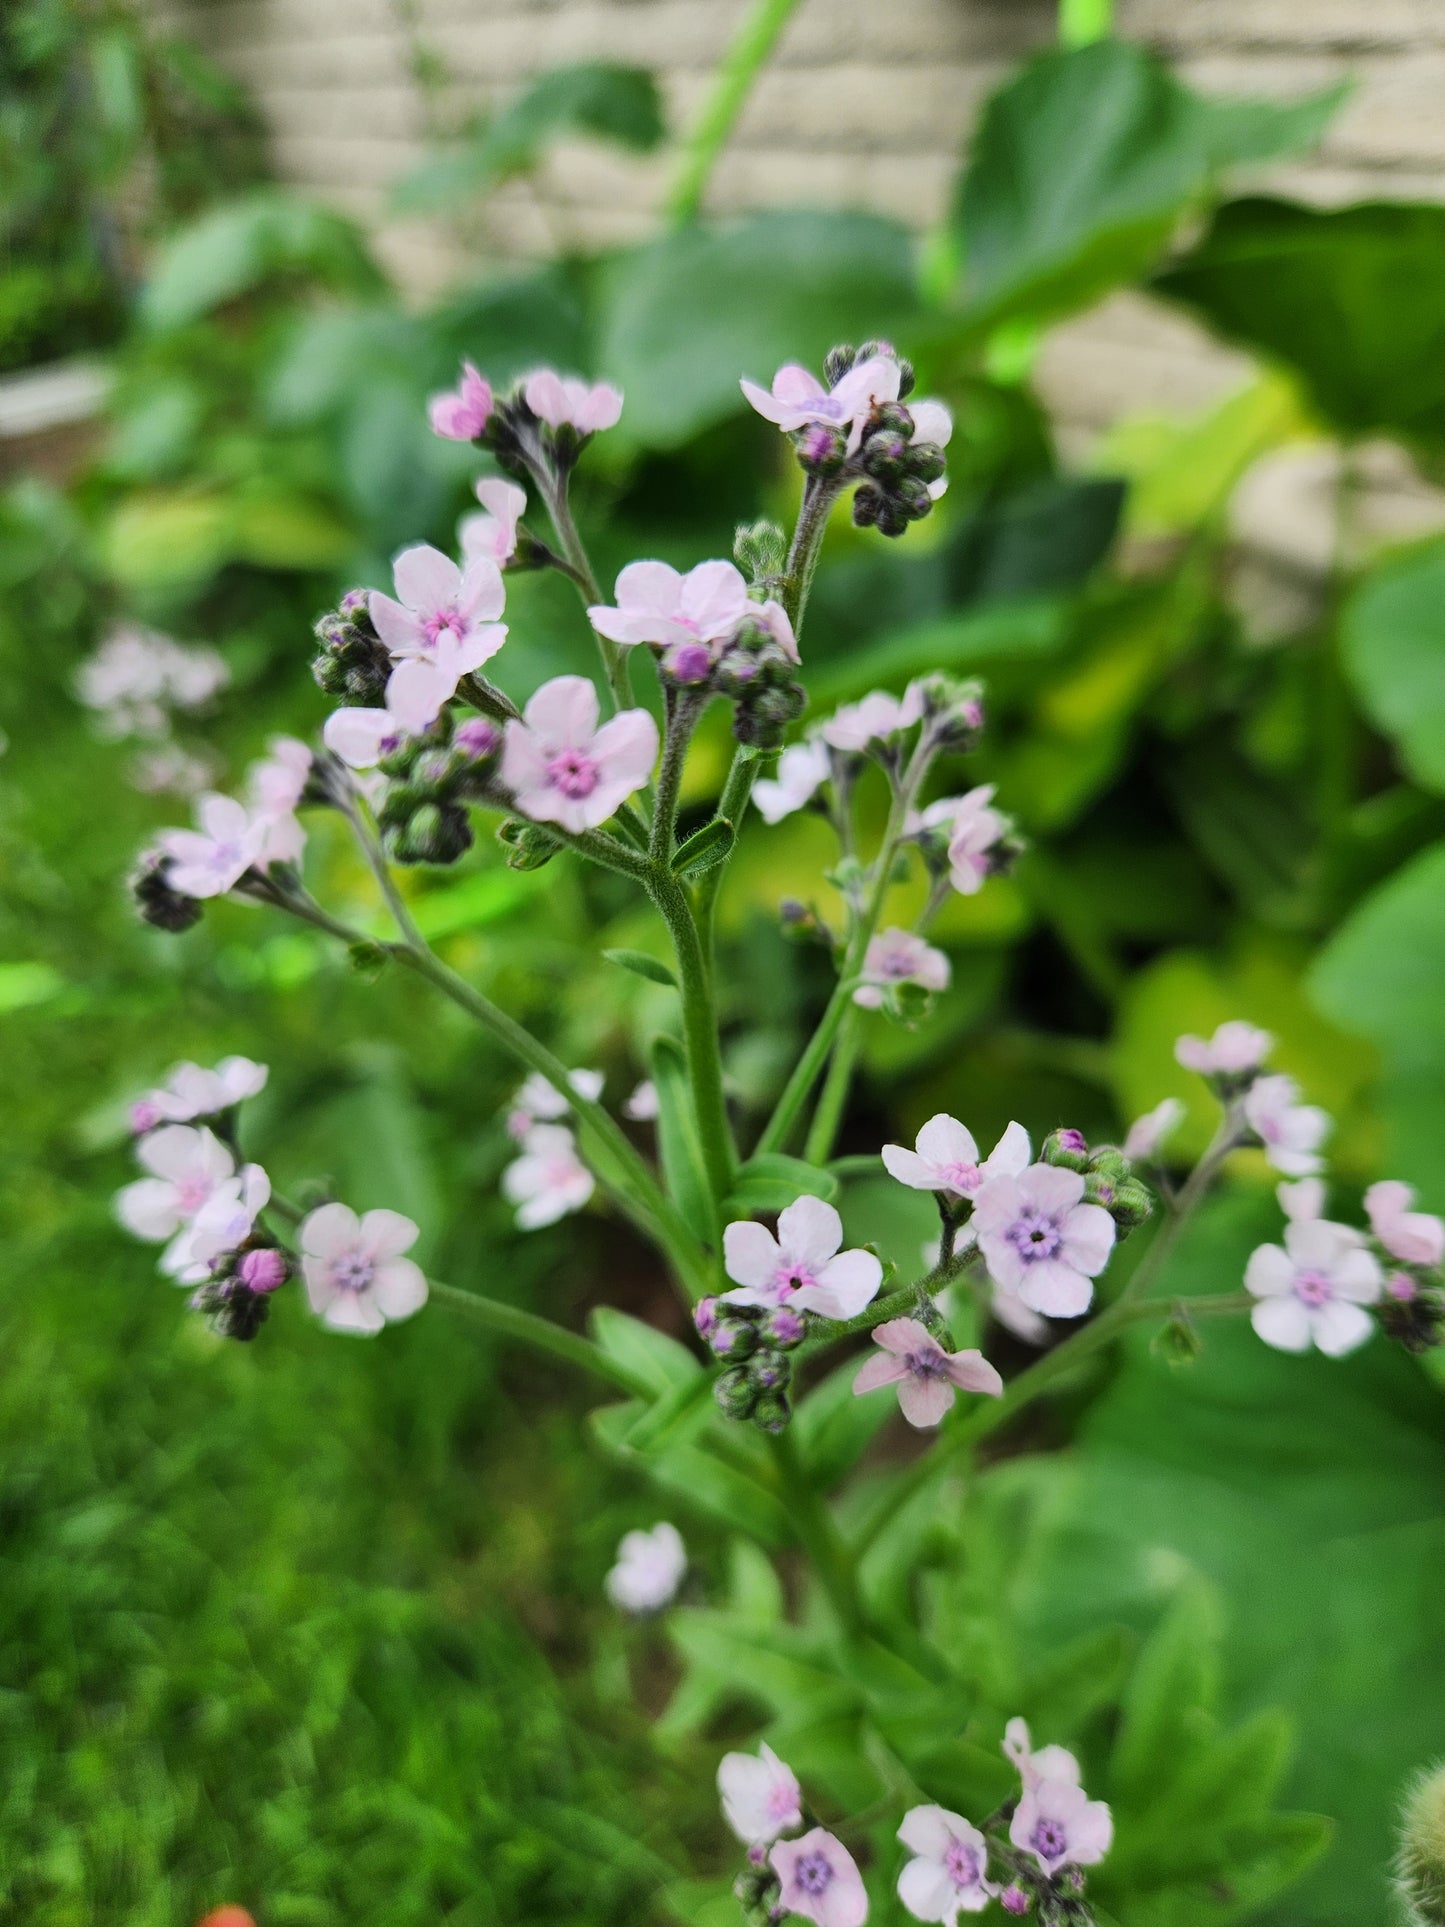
[916, 673, 986, 750]
[131, 851, 204, 933]
[710, 1319, 759, 1362]
[312, 592, 392, 705]
[734, 517, 788, 587]
[750, 1389, 792, 1434]
[384, 800, 473, 867]
[764, 1306, 806, 1347]
[748, 1346, 789, 1393]
[796, 421, 848, 478]
[1000, 1886, 1031, 1916]
[714, 1365, 758, 1421]
[694, 1296, 719, 1341]
[1042, 1128, 1091, 1173]
[823, 343, 859, 385]
[1399, 1765, 1445, 1926]
[498, 817, 563, 870]
[1380, 1283, 1445, 1355]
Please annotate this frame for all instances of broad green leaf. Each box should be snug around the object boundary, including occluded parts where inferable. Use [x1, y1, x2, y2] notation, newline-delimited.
[954, 43, 1342, 329]
[1109, 1581, 1221, 1807]
[650, 1034, 714, 1234]
[1156, 199, 1445, 446]
[726, 1151, 838, 1218]
[668, 1608, 859, 1722]
[591, 1403, 789, 1543]
[587, 1305, 699, 1396]
[140, 190, 382, 331]
[1340, 538, 1445, 793]
[597, 211, 921, 447]
[0, 961, 66, 1015]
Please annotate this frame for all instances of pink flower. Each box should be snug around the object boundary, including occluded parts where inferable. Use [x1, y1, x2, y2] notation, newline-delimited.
[1174, 1020, 1273, 1077]
[299, 1202, 427, 1334]
[605, 1521, 685, 1612]
[170, 1162, 271, 1280]
[247, 737, 311, 818]
[501, 1123, 595, 1229]
[823, 685, 925, 753]
[367, 544, 507, 693]
[854, 929, 950, 1009]
[1002, 1718, 1081, 1790]
[505, 1068, 605, 1140]
[76, 625, 228, 737]
[753, 739, 829, 825]
[322, 659, 455, 770]
[973, 1164, 1116, 1318]
[428, 359, 492, 440]
[718, 1744, 802, 1845]
[854, 1317, 1002, 1428]
[460, 477, 527, 564]
[903, 786, 1007, 894]
[897, 1805, 995, 1921]
[742, 354, 902, 454]
[770, 1828, 869, 1927]
[588, 559, 753, 654]
[131, 1056, 268, 1130]
[500, 675, 658, 833]
[1123, 1096, 1184, 1162]
[115, 1124, 236, 1274]
[1243, 1073, 1329, 1177]
[723, 1195, 882, 1321]
[1245, 1218, 1383, 1356]
[883, 1115, 1030, 1201]
[1010, 1777, 1112, 1877]
[523, 369, 623, 434]
[1365, 1180, 1445, 1268]
[158, 793, 266, 897]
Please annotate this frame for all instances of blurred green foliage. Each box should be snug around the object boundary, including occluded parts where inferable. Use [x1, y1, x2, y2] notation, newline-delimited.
[4, 18, 1445, 1927]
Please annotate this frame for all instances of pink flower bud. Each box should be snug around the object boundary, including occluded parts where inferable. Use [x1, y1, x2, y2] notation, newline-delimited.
[1001, 1885, 1031, 1915]
[766, 1307, 806, 1347]
[694, 1296, 719, 1339]
[130, 1098, 163, 1134]
[663, 641, 714, 685]
[238, 1248, 287, 1294]
[455, 717, 500, 760]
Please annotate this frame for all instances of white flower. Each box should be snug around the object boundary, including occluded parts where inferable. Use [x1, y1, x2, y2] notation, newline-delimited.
[1174, 1020, 1273, 1077]
[158, 793, 267, 898]
[523, 369, 623, 434]
[904, 786, 1008, 896]
[506, 1068, 605, 1140]
[168, 1162, 271, 1281]
[771, 1829, 869, 1927]
[114, 1125, 236, 1272]
[1245, 1218, 1383, 1356]
[247, 737, 311, 818]
[741, 353, 902, 455]
[883, 1115, 1030, 1201]
[299, 1202, 427, 1335]
[131, 1056, 268, 1131]
[460, 477, 527, 565]
[75, 624, 228, 738]
[722, 1194, 882, 1321]
[500, 675, 658, 834]
[853, 1318, 1002, 1428]
[1243, 1073, 1330, 1177]
[588, 559, 752, 654]
[1010, 1777, 1113, 1877]
[322, 658, 455, 770]
[823, 685, 925, 753]
[1365, 1180, 1445, 1268]
[718, 1743, 802, 1845]
[854, 928, 950, 1009]
[1278, 1176, 1326, 1223]
[972, 1164, 1115, 1318]
[753, 738, 830, 825]
[605, 1521, 685, 1612]
[897, 1805, 996, 1921]
[622, 1079, 659, 1123]
[1002, 1718, 1081, 1789]
[1123, 1097, 1184, 1162]
[501, 1123, 595, 1229]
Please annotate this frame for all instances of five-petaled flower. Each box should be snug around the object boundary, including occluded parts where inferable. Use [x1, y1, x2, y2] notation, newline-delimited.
[501, 1123, 595, 1228]
[753, 738, 830, 824]
[506, 1068, 605, 1140]
[1002, 1718, 1082, 1790]
[897, 1805, 996, 1921]
[299, 1203, 428, 1334]
[589, 559, 756, 655]
[1245, 1217, 1383, 1355]
[1365, 1180, 1445, 1268]
[723, 1195, 882, 1321]
[854, 928, 950, 1010]
[174, 1162, 272, 1280]
[883, 1115, 1030, 1203]
[1243, 1073, 1330, 1177]
[524, 369, 623, 434]
[906, 786, 1009, 895]
[770, 1827, 870, 1927]
[604, 1521, 685, 1613]
[159, 794, 267, 898]
[823, 686, 924, 753]
[1174, 1020, 1273, 1077]
[368, 544, 508, 699]
[460, 477, 527, 565]
[718, 1743, 802, 1846]
[973, 1163, 1116, 1318]
[854, 1318, 1002, 1427]
[1009, 1776, 1113, 1878]
[742, 354, 901, 453]
[130, 1056, 268, 1133]
[322, 659, 455, 770]
[115, 1125, 237, 1272]
[428, 360, 492, 441]
[501, 675, 658, 833]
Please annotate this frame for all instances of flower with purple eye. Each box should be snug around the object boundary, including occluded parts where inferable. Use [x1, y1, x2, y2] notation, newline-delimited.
[854, 928, 950, 1010]
[130, 1056, 268, 1132]
[1010, 1777, 1112, 1878]
[169, 1161, 272, 1281]
[741, 353, 902, 454]
[459, 477, 527, 565]
[157, 793, 267, 898]
[753, 738, 830, 825]
[1244, 1217, 1383, 1356]
[298, 1202, 427, 1335]
[1174, 1019, 1274, 1077]
[505, 1068, 605, 1141]
[972, 1164, 1116, 1318]
[853, 1318, 1002, 1429]
[367, 544, 508, 692]
[523, 368, 623, 435]
[501, 675, 659, 834]
[897, 1805, 996, 1921]
[1365, 1179, 1445, 1269]
[588, 559, 791, 670]
[115, 1124, 237, 1273]
[883, 1115, 1030, 1203]
[501, 1123, 595, 1229]
[770, 1827, 869, 1927]
[722, 1194, 882, 1322]
[428, 359, 492, 441]
[718, 1742, 802, 1846]
[904, 786, 1008, 896]
[322, 659, 457, 771]
[1002, 1718, 1082, 1790]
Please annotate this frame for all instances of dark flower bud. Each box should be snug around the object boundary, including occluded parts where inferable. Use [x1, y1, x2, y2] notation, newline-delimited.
[694, 1296, 719, 1341]
[750, 1389, 792, 1434]
[895, 474, 935, 520]
[852, 482, 883, 528]
[796, 422, 847, 478]
[1379, 1282, 1445, 1355]
[734, 517, 788, 586]
[189, 1275, 273, 1341]
[384, 801, 473, 867]
[748, 1346, 790, 1393]
[1042, 1128, 1091, 1173]
[871, 401, 914, 439]
[711, 1319, 759, 1362]
[714, 1365, 758, 1421]
[908, 440, 948, 485]
[734, 681, 806, 752]
[498, 817, 563, 870]
[131, 851, 203, 933]
[861, 429, 910, 483]
[312, 594, 392, 705]
[823, 344, 858, 385]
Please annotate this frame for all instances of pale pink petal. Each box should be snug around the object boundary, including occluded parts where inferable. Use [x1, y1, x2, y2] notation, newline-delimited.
[723, 1220, 782, 1290]
[871, 1317, 934, 1357]
[575, 381, 623, 432]
[198, 793, 252, 843]
[739, 377, 792, 424]
[909, 399, 953, 446]
[499, 718, 549, 796]
[524, 369, 569, 424]
[1331, 1247, 1384, 1304]
[1312, 1300, 1375, 1356]
[988, 1121, 1033, 1175]
[368, 592, 423, 656]
[805, 1248, 883, 1318]
[522, 673, 600, 749]
[1018, 1163, 1085, 1215]
[971, 1173, 1022, 1234]
[1017, 1259, 1093, 1318]
[897, 1856, 955, 1921]
[773, 364, 827, 407]
[777, 1194, 843, 1269]
[385, 658, 452, 735]
[359, 1208, 420, 1261]
[881, 1145, 932, 1189]
[1059, 1202, 1116, 1278]
[115, 1177, 183, 1239]
[916, 1113, 979, 1171]
[590, 708, 660, 786]
[392, 543, 460, 614]
[1251, 1295, 1313, 1351]
[1245, 1242, 1295, 1298]
[898, 1806, 961, 1861]
[681, 560, 749, 638]
[322, 1290, 386, 1335]
[943, 1350, 1004, 1395]
[371, 1257, 428, 1319]
[853, 1351, 910, 1394]
[300, 1201, 362, 1260]
[897, 1375, 955, 1427]
[455, 555, 507, 623]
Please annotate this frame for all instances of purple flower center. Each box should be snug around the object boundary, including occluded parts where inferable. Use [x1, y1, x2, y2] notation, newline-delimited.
[1008, 1211, 1061, 1263]
[794, 1851, 833, 1896]
[878, 948, 915, 980]
[771, 1261, 817, 1299]
[547, 749, 600, 799]
[939, 1160, 981, 1195]
[1294, 1268, 1333, 1309]
[945, 1840, 981, 1889]
[422, 609, 467, 648]
[1387, 1271, 1418, 1302]
[176, 1174, 213, 1214]
[209, 840, 244, 870]
[1031, 1819, 1068, 1863]
[331, 1250, 375, 1293]
[455, 719, 499, 758]
[766, 1783, 797, 1823]
[904, 1345, 949, 1381]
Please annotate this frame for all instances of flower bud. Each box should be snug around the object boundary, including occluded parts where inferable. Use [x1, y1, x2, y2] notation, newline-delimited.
[662, 640, 715, 687]
[714, 1366, 758, 1421]
[1380, 1286, 1445, 1355]
[131, 851, 203, 933]
[861, 428, 910, 483]
[1152, 1306, 1202, 1366]
[916, 673, 986, 750]
[498, 818, 563, 870]
[188, 1273, 272, 1342]
[871, 401, 915, 439]
[764, 1306, 806, 1348]
[1000, 1887, 1031, 1917]
[824, 343, 858, 385]
[750, 1389, 792, 1434]
[796, 422, 847, 478]
[694, 1296, 719, 1341]
[312, 594, 392, 705]
[384, 801, 473, 867]
[711, 1319, 759, 1362]
[1042, 1128, 1091, 1173]
[1399, 1764, 1445, 1926]
[454, 716, 500, 762]
[734, 517, 788, 586]
[748, 1346, 790, 1393]
[239, 1247, 288, 1294]
[908, 440, 948, 486]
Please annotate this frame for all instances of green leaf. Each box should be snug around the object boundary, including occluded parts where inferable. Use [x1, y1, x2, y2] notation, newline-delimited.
[806, 596, 1068, 710]
[668, 1609, 859, 1722]
[954, 42, 1343, 329]
[793, 1357, 893, 1493]
[1340, 538, 1445, 792]
[394, 64, 664, 212]
[1110, 1581, 1221, 1807]
[1156, 198, 1445, 446]
[725, 1152, 838, 1220]
[670, 816, 735, 878]
[597, 211, 921, 447]
[649, 1035, 714, 1235]
[590, 1404, 789, 1543]
[587, 1306, 698, 1397]
[140, 190, 382, 331]
[603, 947, 678, 988]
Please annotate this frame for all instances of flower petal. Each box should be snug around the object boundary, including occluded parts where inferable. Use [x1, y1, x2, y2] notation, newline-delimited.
[723, 1219, 781, 1289]
[392, 543, 460, 614]
[777, 1194, 843, 1268]
[523, 673, 600, 749]
[372, 1256, 428, 1320]
[897, 1375, 955, 1427]
[1251, 1295, 1313, 1352]
[300, 1201, 361, 1259]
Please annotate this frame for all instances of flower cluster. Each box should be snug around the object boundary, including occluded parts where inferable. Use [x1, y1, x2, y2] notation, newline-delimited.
[76, 623, 229, 741]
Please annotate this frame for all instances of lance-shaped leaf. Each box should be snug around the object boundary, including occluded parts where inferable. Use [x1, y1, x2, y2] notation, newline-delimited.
[670, 815, 734, 878]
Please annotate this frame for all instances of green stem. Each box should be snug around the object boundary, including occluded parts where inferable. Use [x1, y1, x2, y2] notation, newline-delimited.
[769, 1430, 868, 1638]
[541, 470, 633, 713]
[803, 1008, 860, 1165]
[1058, 0, 1112, 45]
[649, 689, 704, 867]
[665, 0, 805, 224]
[647, 868, 737, 1202]
[428, 1280, 653, 1396]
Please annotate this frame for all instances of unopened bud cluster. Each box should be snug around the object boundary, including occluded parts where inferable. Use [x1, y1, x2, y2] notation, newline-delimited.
[373, 710, 500, 866]
[711, 613, 807, 751]
[1042, 1129, 1154, 1236]
[189, 1241, 290, 1341]
[131, 849, 204, 932]
[696, 1297, 805, 1431]
[312, 590, 392, 706]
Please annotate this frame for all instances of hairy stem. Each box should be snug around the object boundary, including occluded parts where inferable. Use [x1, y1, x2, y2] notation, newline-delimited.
[665, 0, 805, 224]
